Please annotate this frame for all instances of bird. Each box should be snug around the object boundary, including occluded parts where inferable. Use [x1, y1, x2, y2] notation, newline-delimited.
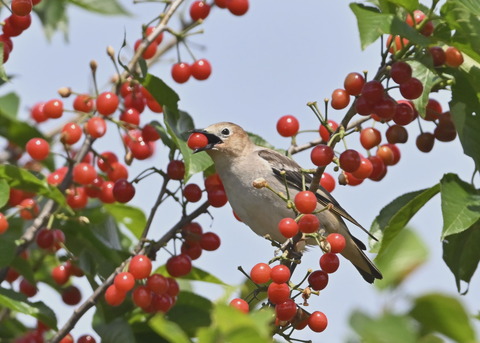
[193, 122, 382, 283]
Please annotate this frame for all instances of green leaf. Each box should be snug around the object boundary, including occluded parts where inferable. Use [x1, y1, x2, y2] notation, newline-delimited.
[440, 173, 480, 239]
[94, 317, 136, 343]
[155, 265, 228, 286]
[409, 60, 442, 117]
[0, 165, 67, 207]
[149, 120, 176, 151]
[0, 178, 9, 208]
[369, 184, 440, 253]
[165, 291, 213, 337]
[0, 44, 8, 82]
[0, 92, 20, 119]
[34, 0, 69, 40]
[349, 310, 417, 343]
[374, 228, 428, 290]
[11, 255, 35, 285]
[441, 0, 480, 58]
[442, 222, 480, 292]
[149, 315, 191, 343]
[0, 107, 48, 148]
[247, 132, 285, 154]
[142, 74, 180, 115]
[350, 4, 394, 50]
[385, 0, 419, 12]
[163, 108, 214, 181]
[212, 304, 273, 342]
[0, 237, 16, 268]
[68, 0, 130, 15]
[450, 55, 480, 169]
[0, 288, 57, 330]
[410, 293, 476, 342]
[104, 203, 146, 240]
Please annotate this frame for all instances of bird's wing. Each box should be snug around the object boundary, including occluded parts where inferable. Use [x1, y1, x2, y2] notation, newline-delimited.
[257, 148, 377, 242]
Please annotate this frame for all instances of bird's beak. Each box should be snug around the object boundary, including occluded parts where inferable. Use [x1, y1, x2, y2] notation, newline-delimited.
[191, 129, 223, 153]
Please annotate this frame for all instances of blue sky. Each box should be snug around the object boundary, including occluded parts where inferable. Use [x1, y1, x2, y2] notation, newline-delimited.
[4, 0, 478, 341]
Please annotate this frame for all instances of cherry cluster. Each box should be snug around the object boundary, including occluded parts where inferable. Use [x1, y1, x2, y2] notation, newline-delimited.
[228, 231, 345, 335]
[276, 11, 462, 188]
[0, 0, 41, 62]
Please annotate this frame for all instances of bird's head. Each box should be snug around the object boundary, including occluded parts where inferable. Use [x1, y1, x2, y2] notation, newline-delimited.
[192, 122, 252, 157]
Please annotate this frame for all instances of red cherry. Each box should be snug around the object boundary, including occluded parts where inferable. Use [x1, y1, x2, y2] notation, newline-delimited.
[373, 96, 397, 120]
[351, 157, 373, 179]
[120, 108, 141, 127]
[386, 125, 408, 144]
[393, 101, 415, 125]
[145, 26, 164, 45]
[9, 13, 31, 31]
[190, 1, 211, 21]
[376, 144, 395, 166]
[200, 232, 221, 251]
[368, 155, 387, 181]
[428, 46, 446, 66]
[276, 115, 299, 137]
[59, 334, 74, 343]
[330, 88, 350, 110]
[191, 59, 212, 80]
[390, 61, 412, 84]
[73, 163, 97, 185]
[51, 264, 71, 285]
[62, 285, 82, 305]
[132, 285, 152, 308]
[226, 0, 249, 15]
[77, 335, 96, 343]
[270, 265, 291, 284]
[215, 0, 228, 8]
[399, 77, 423, 99]
[320, 173, 335, 193]
[308, 311, 328, 332]
[124, 92, 146, 113]
[425, 98, 442, 121]
[134, 39, 158, 60]
[166, 277, 179, 297]
[85, 117, 107, 138]
[298, 214, 319, 234]
[359, 127, 381, 150]
[207, 186, 228, 207]
[97, 151, 118, 172]
[278, 217, 299, 238]
[96, 92, 119, 116]
[152, 293, 174, 313]
[66, 187, 88, 209]
[229, 298, 249, 313]
[0, 212, 9, 234]
[275, 299, 297, 321]
[104, 284, 126, 306]
[308, 270, 328, 290]
[166, 254, 192, 277]
[73, 94, 94, 112]
[107, 162, 128, 182]
[128, 255, 152, 279]
[44, 99, 63, 119]
[19, 278, 37, 297]
[183, 183, 202, 202]
[294, 191, 317, 214]
[61, 122, 82, 145]
[181, 241, 203, 260]
[142, 124, 161, 141]
[181, 222, 203, 242]
[26, 138, 49, 160]
[114, 272, 136, 292]
[326, 233, 346, 253]
[310, 144, 334, 167]
[30, 102, 47, 123]
[167, 160, 185, 180]
[339, 149, 361, 172]
[19, 198, 39, 220]
[361, 81, 384, 104]
[11, 0, 32, 16]
[250, 263, 271, 284]
[355, 95, 374, 116]
[187, 133, 208, 150]
[344, 72, 365, 96]
[319, 120, 338, 142]
[267, 282, 290, 304]
[147, 274, 168, 294]
[113, 179, 136, 203]
[171, 62, 191, 83]
[320, 253, 340, 273]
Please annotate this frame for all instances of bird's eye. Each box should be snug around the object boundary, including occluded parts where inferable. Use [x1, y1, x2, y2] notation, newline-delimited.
[221, 128, 230, 136]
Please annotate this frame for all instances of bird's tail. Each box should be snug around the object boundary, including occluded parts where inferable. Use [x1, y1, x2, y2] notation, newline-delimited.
[343, 234, 382, 283]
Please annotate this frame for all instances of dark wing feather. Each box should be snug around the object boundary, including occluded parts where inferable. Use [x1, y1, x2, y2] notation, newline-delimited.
[257, 149, 378, 242]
